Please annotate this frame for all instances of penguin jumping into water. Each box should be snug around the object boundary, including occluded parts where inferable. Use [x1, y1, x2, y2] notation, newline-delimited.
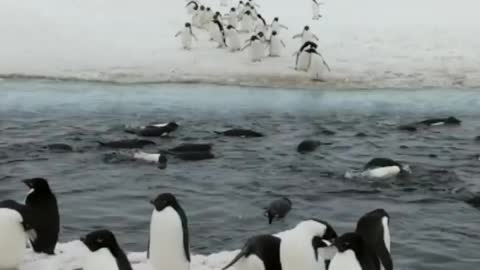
[294, 41, 318, 71]
[293, 26, 319, 45]
[308, 47, 331, 81]
[267, 31, 286, 57]
[312, 0, 325, 20]
[23, 177, 59, 255]
[81, 230, 133, 270]
[0, 200, 36, 270]
[149, 193, 190, 270]
[175, 23, 198, 50]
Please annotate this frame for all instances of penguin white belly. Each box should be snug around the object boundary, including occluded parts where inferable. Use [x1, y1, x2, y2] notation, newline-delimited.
[83, 248, 118, 270]
[280, 234, 323, 270]
[212, 29, 225, 47]
[271, 22, 280, 33]
[250, 41, 264, 62]
[362, 166, 400, 179]
[329, 250, 362, 270]
[302, 32, 314, 44]
[235, 254, 265, 270]
[0, 209, 27, 269]
[309, 53, 326, 81]
[296, 52, 311, 71]
[269, 38, 282, 56]
[192, 13, 201, 27]
[241, 17, 253, 32]
[133, 151, 160, 163]
[227, 33, 241, 51]
[149, 207, 189, 270]
[382, 217, 391, 252]
[254, 22, 266, 33]
[181, 32, 193, 49]
[228, 17, 238, 28]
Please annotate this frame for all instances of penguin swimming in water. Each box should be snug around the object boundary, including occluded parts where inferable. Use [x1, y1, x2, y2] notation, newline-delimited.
[175, 23, 198, 50]
[23, 178, 59, 255]
[0, 200, 36, 270]
[133, 151, 168, 169]
[215, 128, 263, 137]
[329, 232, 381, 270]
[226, 25, 242, 51]
[149, 193, 190, 270]
[312, 0, 324, 20]
[345, 158, 411, 179]
[222, 234, 281, 270]
[293, 26, 319, 45]
[356, 209, 392, 270]
[270, 17, 288, 34]
[264, 197, 292, 224]
[267, 31, 286, 57]
[297, 139, 321, 154]
[242, 35, 265, 62]
[294, 41, 318, 71]
[308, 47, 331, 81]
[81, 229, 133, 270]
[98, 139, 156, 149]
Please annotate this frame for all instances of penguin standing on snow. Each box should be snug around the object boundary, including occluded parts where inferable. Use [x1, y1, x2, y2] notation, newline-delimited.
[211, 18, 227, 48]
[293, 25, 319, 45]
[23, 177, 60, 255]
[242, 35, 265, 62]
[149, 193, 190, 270]
[0, 200, 36, 270]
[294, 41, 318, 71]
[308, 47, 331, 81]
[81, 230, 133, 270]
[175, 23, 198, 50]
[240, 10, 255, 33]
[267, 31, 286, 57]
[226, 25, 242, 51]
[224, 7, 238, 28]
[312, 0, 325, 20]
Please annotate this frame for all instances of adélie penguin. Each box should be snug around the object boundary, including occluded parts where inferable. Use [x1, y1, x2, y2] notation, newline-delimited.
[0, 200, 36, 270]
[81, 229, 133, 270]
[264, 197, 292, 224]
[23, 177, 60, 255]
[345, 158, 411, 179]
[149, 193, 190, 270]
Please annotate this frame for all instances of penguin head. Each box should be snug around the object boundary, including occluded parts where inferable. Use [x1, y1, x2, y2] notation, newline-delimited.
[257, 32, 264, 38]
[304, 25, 310, 31]
[227, 25, 234, 30]
[231, 7, 236, 12]
[271, 31, 278, 36]
[334, 232, 363, 253]
[274, 17, 279, 22]
[245, 10, 251, 15]
[151, 193, 179, 211]
[157, 155, 167, 170]
[81, 230, 120, 252]
[250, 35, 259, 41]
[207, 7, 211, 11]
[200, 5, 205, 10]
[23, 178, 51, 193]
[185, 22, 191, 28]
[298, 219, 338, 242]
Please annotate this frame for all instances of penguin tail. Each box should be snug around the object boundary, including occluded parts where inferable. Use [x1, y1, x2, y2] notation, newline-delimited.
[222, 250, 247, 270]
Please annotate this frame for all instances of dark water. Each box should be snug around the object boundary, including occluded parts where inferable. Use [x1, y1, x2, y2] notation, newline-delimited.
[1, 80, 480, 269]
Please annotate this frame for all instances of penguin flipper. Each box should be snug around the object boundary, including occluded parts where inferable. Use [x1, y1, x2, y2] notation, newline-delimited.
[377, 244, 393, 270]
[222, 250, 247, 270]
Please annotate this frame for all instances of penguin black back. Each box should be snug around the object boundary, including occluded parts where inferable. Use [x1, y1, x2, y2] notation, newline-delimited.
[81, 230, 133, 270]
[23, 178, 59, 254]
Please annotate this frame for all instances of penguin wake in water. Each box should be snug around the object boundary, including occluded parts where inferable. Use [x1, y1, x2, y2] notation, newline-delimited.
[23, 177, 60, 255]
[0, 200, 37, 270]
[345, 158, 411, 179]
[81, 229, 133, 270]
[149, 193, 190, 270]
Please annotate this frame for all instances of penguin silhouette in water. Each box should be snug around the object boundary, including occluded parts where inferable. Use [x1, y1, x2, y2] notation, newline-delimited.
[23, 178, 59, 255]
[264, 197, 292, 224]
[81, 230, 133, 270]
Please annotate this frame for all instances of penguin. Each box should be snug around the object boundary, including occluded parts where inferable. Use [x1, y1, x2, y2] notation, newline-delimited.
[0, 200, 36, 270]
[270, 17, 288, 34]
[256, 31, 267, 43]
[211, 19, 227, 48]
[294, 41, 318, 71]
[345, 158, 411, 179]
[240, 10, 255, 33]
[237, 1, 245, 19]
[125, 121, 179, 136]
[185, 1, 198, 14]
[192, 6, 202, 27]
[196, 5, 206, 27]
[149, 193, 190, 270]
[329, 233, 380, 270]
[215, 128, 263, 137]
[224, 8, 239, 29]
[278, 220, 338, 270]
[175, 23, 198, 50]
[98, 139, 156, 149]
[293, 26, 319, 45]
[308, 47, 331, 81]
[312, 0, 324, 20]
[226, 25, 242, 52]
[81, 229, 133, 270]
[418, 116, 461, 126]
[133, 151, 168, 169]
[254, 14, 268, 33]
[297, 139, 321, 154]
[167, 143, 213, 153]
[169, 151, 215, 161]
[222, 234, 281, 270]
[264, 197, 292, 224]
[242, 35, 265, 62]
[44, 143, 74, 153]
[23, 178, 59, 255]
[267, 31, 286, 57]
[355, 209, 392, 270]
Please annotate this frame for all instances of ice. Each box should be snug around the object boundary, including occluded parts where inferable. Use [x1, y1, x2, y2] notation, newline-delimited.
[1, 0, 479, 88]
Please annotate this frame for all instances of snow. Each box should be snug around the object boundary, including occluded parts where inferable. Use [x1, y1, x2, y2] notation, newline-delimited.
[21, 240, 239, 270]
[1, 0, 480, 89]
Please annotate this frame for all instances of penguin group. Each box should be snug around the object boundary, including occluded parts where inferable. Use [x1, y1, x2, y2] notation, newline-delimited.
[178, 0, 331, 81]
[0, 175, 393, 270]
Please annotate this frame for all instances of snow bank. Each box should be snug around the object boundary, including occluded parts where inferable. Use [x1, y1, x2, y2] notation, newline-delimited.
[1, 0, 480, 89]
[22, 240, 238, 270]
